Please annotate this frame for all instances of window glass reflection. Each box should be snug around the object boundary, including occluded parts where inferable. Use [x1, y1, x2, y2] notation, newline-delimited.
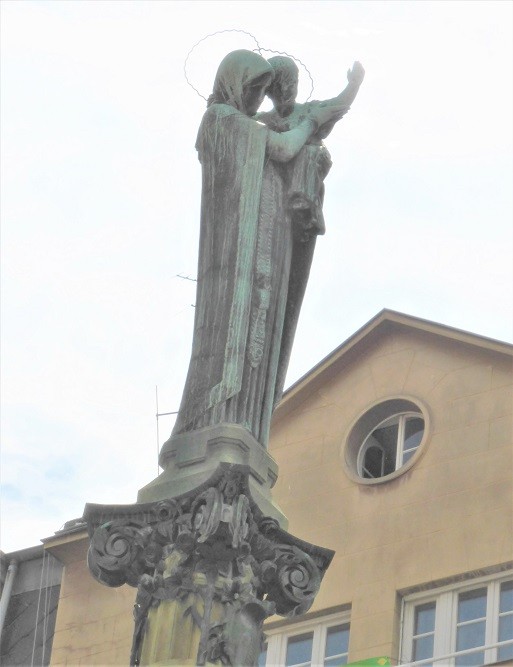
[325, 624, 349, 657]
[457, 588, 487, 623]
[500, 580, 513, 612]
[403, 417, 424, 457]
[414, 602, 436, 635]
[286, 632, 313, 666]
[455, 650, 484, 667]
[456, 621, 485, 651]
[413, 635, 434, 662]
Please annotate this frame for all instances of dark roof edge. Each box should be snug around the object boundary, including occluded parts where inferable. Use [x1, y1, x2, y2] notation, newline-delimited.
[280, 309, 513, 405]
[1, 544, 44, 563]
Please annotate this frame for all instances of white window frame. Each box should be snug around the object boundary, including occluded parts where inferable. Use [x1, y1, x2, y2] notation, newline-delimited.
[357, 411, 424, 478]
[400, 571, 513, 666]
[261, 610, 351, 667]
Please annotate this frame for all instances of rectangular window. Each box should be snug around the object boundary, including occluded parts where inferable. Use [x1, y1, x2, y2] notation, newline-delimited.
[401, 573, 513, 666]
[498, 580, 513, 662]
[286, 631, 313, 666]
[260, 612, 350, 667]
[412, 602, 436, 666]
[324, 623, 350, 666]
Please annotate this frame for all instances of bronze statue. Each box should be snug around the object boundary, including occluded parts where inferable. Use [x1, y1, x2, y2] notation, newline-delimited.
[85, 49, 364, 666]
[170, 50, 363, 449]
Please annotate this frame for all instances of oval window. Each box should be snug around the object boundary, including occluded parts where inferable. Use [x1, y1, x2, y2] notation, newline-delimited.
[357, 412, 424, 479]
[343, 397, 429, 484]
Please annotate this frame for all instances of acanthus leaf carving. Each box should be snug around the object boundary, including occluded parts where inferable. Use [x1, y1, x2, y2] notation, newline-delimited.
[85, 466, 333, 666]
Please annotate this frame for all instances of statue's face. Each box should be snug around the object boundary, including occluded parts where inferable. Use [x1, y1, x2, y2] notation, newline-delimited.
[242, 73, 272, 116]
[269, 69, 298, 117]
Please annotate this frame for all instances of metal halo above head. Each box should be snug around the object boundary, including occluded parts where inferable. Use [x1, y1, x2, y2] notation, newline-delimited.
[183, 29, 315, 102]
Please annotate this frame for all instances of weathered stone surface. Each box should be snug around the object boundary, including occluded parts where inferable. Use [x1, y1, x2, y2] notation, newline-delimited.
[85, 465, 333, 666]
[139, 423, 287, 528]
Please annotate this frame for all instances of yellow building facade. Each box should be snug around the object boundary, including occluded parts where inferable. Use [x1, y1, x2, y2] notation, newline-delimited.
[18, 311, 513, 666]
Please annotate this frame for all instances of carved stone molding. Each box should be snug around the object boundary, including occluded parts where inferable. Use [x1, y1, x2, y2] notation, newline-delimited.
[84, 464, 334, 667]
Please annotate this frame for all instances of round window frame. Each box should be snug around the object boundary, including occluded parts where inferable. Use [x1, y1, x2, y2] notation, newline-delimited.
[342, 396, 431, 485]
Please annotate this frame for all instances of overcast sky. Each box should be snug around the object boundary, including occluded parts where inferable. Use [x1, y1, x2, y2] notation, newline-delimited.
[1, 1, 512, 553]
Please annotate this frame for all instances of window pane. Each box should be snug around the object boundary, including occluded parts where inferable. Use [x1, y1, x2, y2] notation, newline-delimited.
[455, 650, 485, 667]
[456, 620, 485, 651]
[413, 635, 434, 661]
[371, 424, 397, 475]
[414, 602, 436, 634]
[499, 614, 513, 642]
[403, 417, 424, 452]
[457, 588, 487, 622]
[258, 643, 267, 667]
[498, 640, 513, 662]
[402, 448, 416, 464]
[324, 657, 347, 666]
[363, 445, 385, 478]
[325, 624, 349, 658]
[286, 632, 313, 666]
[500, 580, 513, 613]
[372, 423, 398, 448]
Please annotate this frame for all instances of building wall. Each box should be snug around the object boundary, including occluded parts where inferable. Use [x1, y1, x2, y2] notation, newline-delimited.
[45, 325, 513, 665]
[269, 327, 513, 662]
[48, 535, 135, 666]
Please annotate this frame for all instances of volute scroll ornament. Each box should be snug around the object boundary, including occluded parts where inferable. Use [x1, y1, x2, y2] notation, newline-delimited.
[85, 466, 334, 666]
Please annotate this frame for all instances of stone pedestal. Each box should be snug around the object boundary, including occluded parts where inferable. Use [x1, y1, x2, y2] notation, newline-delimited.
[85, 456, 333, 667]
[138, 424, 287, 528]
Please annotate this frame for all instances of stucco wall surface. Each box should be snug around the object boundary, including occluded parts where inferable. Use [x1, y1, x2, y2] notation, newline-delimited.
[49, 538, 135, 666]
[46, 326, 512, 665]
[269, 328, 513, 663]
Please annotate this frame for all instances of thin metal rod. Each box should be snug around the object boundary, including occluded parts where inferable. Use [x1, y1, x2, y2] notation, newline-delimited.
[156, 386, 160, 475]
[155, 388, 179, 474]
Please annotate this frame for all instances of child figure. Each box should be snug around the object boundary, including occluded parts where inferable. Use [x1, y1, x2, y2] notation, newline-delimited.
[257, 57, 365, 408]
[257, 56, 365, 239]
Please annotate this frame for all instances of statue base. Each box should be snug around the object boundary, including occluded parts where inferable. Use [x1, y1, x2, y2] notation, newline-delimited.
[84, 464, 334, 667]
[138, 423, 287, 528]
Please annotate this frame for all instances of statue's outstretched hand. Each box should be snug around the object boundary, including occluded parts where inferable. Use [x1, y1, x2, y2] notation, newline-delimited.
[347, 61, 365, 86]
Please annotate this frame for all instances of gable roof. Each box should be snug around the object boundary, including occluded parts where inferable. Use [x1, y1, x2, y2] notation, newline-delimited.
[274, 309, 513, 420]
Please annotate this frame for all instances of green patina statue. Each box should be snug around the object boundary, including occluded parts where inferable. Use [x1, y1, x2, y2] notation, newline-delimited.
[171, 49, 364, 448]
[86, 49, 364, 667]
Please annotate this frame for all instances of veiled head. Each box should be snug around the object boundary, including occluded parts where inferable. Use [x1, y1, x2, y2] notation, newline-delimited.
[209, 50, 274, 115]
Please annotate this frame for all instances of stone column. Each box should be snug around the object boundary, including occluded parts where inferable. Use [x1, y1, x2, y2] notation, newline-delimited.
[85, 433, 333, 667]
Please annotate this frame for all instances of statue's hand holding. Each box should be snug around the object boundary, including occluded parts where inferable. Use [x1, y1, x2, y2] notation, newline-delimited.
[309, 103, 346, 129]
[347, 61, 365, 86]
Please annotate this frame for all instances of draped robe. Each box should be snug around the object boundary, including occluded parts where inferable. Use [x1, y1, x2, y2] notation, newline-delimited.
[169, 51, 333, 449]
[172, 103, 291, 447]
[257, 105, 333, 405]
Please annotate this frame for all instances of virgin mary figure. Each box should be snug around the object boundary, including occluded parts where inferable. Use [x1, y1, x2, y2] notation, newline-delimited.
[168, 50, 342, 449]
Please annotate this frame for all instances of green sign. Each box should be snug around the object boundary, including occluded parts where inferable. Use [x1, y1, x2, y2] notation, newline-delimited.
[347, 658, 391, 667]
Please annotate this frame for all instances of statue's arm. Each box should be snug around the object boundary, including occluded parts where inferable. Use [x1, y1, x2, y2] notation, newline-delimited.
[307, 62, 365, 141]
[266, 97, 343, 162]
[324, 61, 365, 109]
[266, 119, 318, 162]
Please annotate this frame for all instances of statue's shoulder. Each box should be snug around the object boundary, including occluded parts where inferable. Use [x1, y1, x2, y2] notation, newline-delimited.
[203, 104, 242, 121]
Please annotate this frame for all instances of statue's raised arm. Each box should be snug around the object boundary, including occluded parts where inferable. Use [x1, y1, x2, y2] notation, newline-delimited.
[307, 60, 365, 140]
